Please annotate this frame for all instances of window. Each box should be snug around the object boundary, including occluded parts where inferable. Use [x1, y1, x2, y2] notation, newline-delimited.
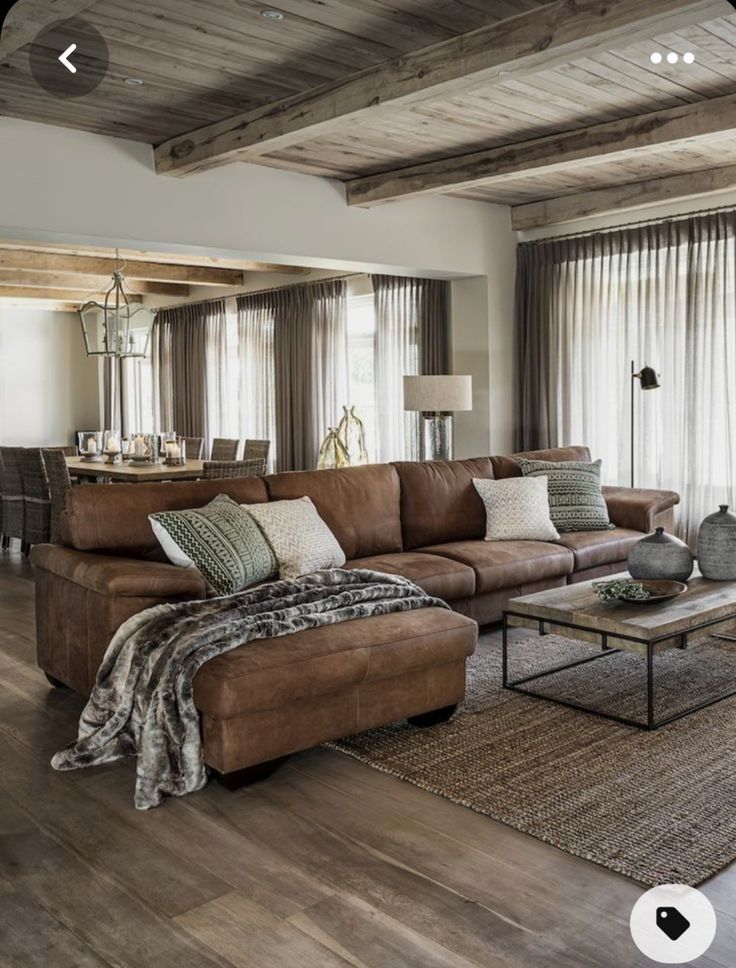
[346, 292, 377, 461]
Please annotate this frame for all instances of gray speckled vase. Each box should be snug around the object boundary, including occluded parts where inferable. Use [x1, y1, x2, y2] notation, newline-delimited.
[697, 505, 736, 580]
[628, 527, 694, 582]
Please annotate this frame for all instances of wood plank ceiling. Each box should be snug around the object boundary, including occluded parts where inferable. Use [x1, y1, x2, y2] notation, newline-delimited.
[2, 0, 736, 228]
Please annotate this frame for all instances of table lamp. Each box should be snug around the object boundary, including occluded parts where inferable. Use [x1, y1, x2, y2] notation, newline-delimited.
[403, 375, 472, 461]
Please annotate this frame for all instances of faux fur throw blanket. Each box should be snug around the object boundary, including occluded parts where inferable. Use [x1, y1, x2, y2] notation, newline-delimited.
[52, 568, 447, 810]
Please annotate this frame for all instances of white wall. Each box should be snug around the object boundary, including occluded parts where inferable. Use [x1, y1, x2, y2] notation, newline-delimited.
[0, 308, 99, 446]
[0, 117, 518, 456]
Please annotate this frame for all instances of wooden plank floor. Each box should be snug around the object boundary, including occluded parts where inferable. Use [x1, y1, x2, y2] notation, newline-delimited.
[1, 550, 734, 968]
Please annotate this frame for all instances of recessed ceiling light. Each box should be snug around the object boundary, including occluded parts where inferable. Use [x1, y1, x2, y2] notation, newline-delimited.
[261, 9, 284, 20]
[650, 52, 662, 64]
[123, 77, 144, 86]
[667, 51, 679, 64]
[683, 51, 695, 64]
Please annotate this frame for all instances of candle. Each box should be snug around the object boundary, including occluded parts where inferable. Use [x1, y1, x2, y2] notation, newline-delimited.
[169, 443, 181, 458]
[86, 436, 98, 455]
[133, 435, 146, 458]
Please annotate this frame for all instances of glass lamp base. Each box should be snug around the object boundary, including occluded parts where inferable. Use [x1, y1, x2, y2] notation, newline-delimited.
[421, 413, 453, 461]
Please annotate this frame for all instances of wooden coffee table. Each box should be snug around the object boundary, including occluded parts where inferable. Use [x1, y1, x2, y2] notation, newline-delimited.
[502, 570, 736, 730]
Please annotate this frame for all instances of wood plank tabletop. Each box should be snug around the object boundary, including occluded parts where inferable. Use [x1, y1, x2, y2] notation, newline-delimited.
[66, 456, 205, 483]
[507, 568, 736, 644]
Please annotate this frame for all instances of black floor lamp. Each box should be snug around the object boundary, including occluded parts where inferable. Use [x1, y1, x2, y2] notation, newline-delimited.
[630, 360, 660, 487]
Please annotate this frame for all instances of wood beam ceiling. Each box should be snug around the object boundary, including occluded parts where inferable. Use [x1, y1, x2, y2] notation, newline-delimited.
[511, 165, 736, 230]
[346, 93, 736, 207]
[0, 269, 188, 296]
[0, 286, 158, 302]
[154, 0, 731, 177]
[0, 0, 97, 61]
[0, 249, 245, 286]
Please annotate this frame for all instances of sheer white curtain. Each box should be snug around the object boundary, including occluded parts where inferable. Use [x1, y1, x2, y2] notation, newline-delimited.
[236, 294, 276, 471]
[372, 275, 450, 462]
[517, 212, 736, 545]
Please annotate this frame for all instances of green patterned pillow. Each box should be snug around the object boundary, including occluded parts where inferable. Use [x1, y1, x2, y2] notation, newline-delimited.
[149, 494, 277, 596]
[517, 458, 613, 533]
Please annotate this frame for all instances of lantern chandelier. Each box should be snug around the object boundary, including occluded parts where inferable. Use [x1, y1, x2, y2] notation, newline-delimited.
[78, 250, 157, 358]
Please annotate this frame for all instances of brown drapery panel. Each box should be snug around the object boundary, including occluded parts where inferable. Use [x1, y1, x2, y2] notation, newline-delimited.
[272, 279, 348, 472]
[151, 299, 227, 448]
[516, 210, 736, 544]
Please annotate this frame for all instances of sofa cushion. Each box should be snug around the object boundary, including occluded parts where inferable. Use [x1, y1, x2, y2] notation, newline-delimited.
[150, 494, 277, 596]
[192, 607, 477, 718]
[420, 539, 574, 593]
[392, 457, 495, 549]
[264, 464, 402, 560]
[491, 446, 591, 480]
[247, 497, 346, 579]
[556, 528, 643, 572]
[345, 552, 475, 601]
[62, 477, 269, 556]
[518, 457, 613, 533]
[473, 476, 559, 541]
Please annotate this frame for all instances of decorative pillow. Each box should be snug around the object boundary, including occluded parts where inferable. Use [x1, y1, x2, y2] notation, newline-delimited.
[517, 458, 613, 533]
[245, 497, 346, 578]
[149, 494, 277, 596]
[472, 477, 559, 541]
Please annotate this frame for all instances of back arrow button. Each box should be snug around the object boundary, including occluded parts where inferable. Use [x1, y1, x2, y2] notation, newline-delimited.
[58, 43, 78, 73]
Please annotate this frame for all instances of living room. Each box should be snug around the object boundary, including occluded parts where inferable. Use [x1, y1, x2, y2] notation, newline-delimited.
[1, 1, 736, 966]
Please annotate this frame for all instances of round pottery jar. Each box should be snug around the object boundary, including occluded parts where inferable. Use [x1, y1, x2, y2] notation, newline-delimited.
[628, 527, 694, 582]
[697, 505, 736, 580]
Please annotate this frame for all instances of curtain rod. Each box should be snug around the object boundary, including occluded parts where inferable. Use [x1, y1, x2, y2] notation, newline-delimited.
[526, 201, 736, 245]
[156, 272, 367, 312]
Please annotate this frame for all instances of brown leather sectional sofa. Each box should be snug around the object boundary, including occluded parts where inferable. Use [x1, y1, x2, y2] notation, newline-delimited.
[31, 445, 679, 781]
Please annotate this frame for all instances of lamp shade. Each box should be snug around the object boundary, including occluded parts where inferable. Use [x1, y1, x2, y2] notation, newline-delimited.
[639, 365, 660, 390]
[403, 375, 472, 413]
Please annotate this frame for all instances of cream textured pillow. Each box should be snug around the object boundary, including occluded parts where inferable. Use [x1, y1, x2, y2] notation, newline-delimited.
[473, 477, 560, 541]
[245, 497, 346, 578]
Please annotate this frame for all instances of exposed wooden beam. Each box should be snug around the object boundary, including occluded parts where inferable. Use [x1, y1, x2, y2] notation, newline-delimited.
[0, 299, 79, 312]
[0, 286, 134, 301]
[0, 241, 310, 275]
[154, 0, 730, 176]
[511, 165, 736, 230]
[0, 250, 244, 286]
[0, 0, 97, 61]
[347, 92, 736, 207]
[0, 269, 189, 296]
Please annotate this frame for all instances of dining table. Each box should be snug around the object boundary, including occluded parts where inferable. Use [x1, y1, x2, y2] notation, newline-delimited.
[66, 456, 205, 483]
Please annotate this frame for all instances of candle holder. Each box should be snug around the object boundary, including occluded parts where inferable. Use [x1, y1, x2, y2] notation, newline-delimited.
[78, 431, 104, 462]
[129, 433, 161, 464]
[103, 430, 123, 465]
[164, 436, 186, 466]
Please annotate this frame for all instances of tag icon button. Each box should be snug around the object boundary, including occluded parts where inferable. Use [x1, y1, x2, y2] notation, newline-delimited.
[656, 906, 691, 942]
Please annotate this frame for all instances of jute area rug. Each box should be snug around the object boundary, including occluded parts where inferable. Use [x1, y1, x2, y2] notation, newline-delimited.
[329, 633, 736, 886]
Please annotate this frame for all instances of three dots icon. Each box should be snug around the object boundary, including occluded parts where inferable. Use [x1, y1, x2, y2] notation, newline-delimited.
[650, 51, 696, 65]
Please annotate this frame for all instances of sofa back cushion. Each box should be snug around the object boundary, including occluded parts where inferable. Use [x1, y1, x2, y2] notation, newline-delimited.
[62, 477, 269, 556]
[392, 457, 495, 549]
[491, 446, 591, 480]
[264, 464, 402, 560]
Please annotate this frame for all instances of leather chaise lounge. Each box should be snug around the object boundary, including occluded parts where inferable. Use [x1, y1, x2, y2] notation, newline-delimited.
[31, 446, 679, 782]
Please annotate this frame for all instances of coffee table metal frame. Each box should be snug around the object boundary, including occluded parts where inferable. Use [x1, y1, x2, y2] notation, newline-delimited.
[502, 609, 736, 730]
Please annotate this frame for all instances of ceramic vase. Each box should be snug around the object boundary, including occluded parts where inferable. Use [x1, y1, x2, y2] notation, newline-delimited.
[697, 505, 736, 580]
[627, 527, 694, 582]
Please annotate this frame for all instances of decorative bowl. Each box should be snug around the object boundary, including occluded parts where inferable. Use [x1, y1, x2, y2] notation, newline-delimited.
[593, 578, 687, 605]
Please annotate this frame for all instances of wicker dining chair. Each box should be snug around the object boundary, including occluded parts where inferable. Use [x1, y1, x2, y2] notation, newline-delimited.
[183, 436, 204, 460]
[47, 445, 78, 457]
[242, 439, 271, 465]
[42, 449, 73, 543]
[0, 446, 25, 551]
[18, 448, 51, 548]
[202, 459, 267, 480]
[210, 438, 240, 461]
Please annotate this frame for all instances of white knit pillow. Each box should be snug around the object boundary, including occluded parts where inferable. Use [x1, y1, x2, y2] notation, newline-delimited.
[473, 477, 560, 541]
[245, 497, 346, 579]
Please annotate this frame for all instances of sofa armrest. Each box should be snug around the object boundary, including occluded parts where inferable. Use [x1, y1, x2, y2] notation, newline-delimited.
[30, 544, 206, 599]
[602, 487, 680, 534]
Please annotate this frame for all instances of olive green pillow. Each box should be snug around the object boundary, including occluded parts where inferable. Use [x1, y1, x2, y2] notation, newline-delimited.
[517, 458, 613, 533]
[149, 494, 277, 596]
